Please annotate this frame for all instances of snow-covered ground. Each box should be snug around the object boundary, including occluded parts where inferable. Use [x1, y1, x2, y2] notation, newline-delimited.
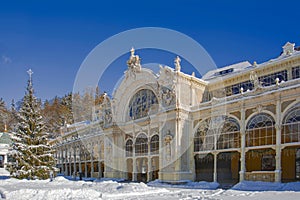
[0, 174, 300, 200]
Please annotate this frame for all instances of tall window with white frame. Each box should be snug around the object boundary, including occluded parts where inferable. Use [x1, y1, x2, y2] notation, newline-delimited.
[150, 135, 159, 155]
[246, 113, 276, 147]
[125, 139, 133, 157]
[282, 103, 300, 144]
[135, 134, 148, 156]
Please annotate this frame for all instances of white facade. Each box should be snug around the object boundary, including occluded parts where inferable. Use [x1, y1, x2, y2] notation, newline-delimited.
[52, 43, 300, 184]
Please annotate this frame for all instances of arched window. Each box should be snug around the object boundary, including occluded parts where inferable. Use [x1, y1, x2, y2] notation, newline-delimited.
[282, 104, 300, 143]
[247, 113, 275, 129]
[150, 135, 159, 155]
[135, 134, 148, 156]
[218, 117, 240, 149]
[125, 139, 133, 157]
[194, 130, 204, 152]
[221, 117, 240, 133]
[246, 113, 275, 147]
[128, 89, 158, 120]
[194, 116, 241, 151]
[194, 118, 214, 152]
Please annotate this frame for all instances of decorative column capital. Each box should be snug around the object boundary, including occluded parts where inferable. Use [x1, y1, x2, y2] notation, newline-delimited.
[275, 124, 282, 130]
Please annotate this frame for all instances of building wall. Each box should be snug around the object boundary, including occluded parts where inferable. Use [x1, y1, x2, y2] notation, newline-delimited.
[51, 44, 300, 183]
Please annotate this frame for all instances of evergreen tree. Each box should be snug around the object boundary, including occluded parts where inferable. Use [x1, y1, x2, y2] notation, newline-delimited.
[0, 98, 9, 132]
[7, 70, 56, 179]
[7, 99, 18, 131]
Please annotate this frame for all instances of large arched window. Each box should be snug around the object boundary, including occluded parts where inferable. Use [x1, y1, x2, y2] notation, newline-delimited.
[128, 89, 158, 120]
[194, 118, 214, 152]
[125, 139, 133, 157]
[246, 113, 275, 147]
[194, 116, 241, 151]
[150, 135, 159, 155]
[217, 117, 240, 149]
[135, 134, 148, 156]
[282, 104, 300, 143]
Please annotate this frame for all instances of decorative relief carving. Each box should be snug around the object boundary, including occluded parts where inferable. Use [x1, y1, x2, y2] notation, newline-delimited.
[158, 65, 175, 86]
[275, 123, 282, 130]
[159, 86, 176, 106]
[164, 131, 173, 162]
[252, 105, 266, 113]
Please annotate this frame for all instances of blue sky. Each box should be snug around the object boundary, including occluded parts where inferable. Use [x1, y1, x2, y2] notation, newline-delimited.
[0, 0, 300, 105]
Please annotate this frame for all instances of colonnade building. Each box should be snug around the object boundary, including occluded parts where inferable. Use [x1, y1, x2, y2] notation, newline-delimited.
[51, 42, 300, 184]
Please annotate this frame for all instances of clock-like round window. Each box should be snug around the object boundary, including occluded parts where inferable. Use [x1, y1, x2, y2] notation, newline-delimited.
[128, 89, 158, 120]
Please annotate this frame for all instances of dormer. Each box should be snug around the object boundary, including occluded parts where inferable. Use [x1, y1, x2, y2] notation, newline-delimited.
[282, 42, 295, 56]
[214, 68, 234, 76]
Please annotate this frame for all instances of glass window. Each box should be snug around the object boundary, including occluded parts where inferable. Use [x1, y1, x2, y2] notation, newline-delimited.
[247, 113, 275, 129]
[194, 119, 212, 152]
[128, 89, 158, 120]
[135, 134, 148, 156]
[282, 104, 300, 143]
[259, 70, 287, 86]
[262, 154, 275, 171]
[217, 117, 240, 149]
[225, 80, 254, 96]
[125, 139, 133, 157]
[215, 68, 234, 76]
[292, 66, 300, 79]
[246, 113, 276, 147]
[150, 135, 159, 155]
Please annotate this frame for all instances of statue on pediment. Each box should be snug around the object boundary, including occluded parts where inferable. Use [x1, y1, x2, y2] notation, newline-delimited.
[174, 56, 181, 72]
[126, 47, 141, 78]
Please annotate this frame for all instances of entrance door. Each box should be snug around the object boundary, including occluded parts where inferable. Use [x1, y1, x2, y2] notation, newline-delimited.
[126, 159, 133, 181]
[296, 148, 300, 180]
[217, 153, 232, 183]
[195, 154, 214, 182]
[0, 155, 4, 168]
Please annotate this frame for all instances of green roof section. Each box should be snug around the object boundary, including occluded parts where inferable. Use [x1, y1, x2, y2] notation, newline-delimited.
[0, 132, 12, 145]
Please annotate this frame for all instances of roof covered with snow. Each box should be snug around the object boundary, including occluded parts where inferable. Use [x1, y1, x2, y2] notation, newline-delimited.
[202, 61, 253, 81]
[0, 132, 12, 145]
[202, 42, 300, 82]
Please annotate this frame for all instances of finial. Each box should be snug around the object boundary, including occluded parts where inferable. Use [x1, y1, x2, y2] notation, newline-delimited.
[174, 56, 181, 72]
[27, 69, 33, 84]
[130, 47, 135, 56]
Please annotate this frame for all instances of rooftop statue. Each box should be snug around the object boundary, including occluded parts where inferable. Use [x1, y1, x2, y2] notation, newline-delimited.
[126, 47, 141, 77]
[174, 56, 181, 72]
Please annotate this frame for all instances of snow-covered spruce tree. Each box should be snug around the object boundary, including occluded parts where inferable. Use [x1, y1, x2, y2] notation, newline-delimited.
[7, 70, 56, 179]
